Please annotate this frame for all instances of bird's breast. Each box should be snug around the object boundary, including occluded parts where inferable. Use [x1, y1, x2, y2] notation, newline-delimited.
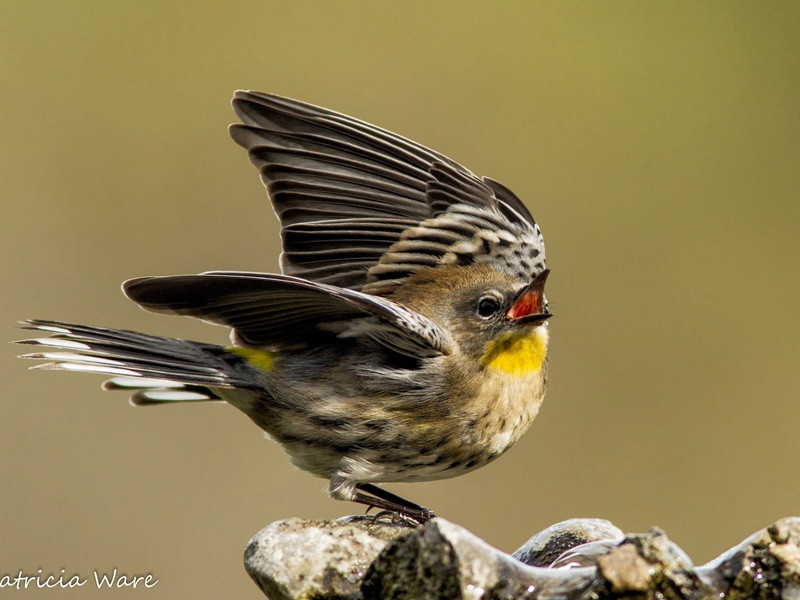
[468, 327, 549, 456]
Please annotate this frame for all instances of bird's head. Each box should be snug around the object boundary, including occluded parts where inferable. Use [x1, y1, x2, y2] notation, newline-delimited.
[390, 264, 551, 375]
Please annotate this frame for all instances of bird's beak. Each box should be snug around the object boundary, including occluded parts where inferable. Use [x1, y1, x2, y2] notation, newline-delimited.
[505, 269, 551, 325]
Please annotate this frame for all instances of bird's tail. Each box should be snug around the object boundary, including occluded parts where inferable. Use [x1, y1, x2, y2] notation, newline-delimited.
[17, 319, 255, 406]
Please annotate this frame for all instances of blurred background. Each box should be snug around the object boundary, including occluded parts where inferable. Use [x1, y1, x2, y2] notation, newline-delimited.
[2, 2, 798, 598]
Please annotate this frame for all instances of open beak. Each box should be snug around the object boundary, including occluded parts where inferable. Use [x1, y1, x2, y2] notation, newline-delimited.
[505, 268, 551, 325]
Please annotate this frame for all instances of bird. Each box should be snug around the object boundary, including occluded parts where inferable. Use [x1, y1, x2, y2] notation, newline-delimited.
[18, 91, 551, 523]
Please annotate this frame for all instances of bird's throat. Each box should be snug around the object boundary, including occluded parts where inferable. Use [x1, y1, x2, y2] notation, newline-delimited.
[481, 328, 548, 376]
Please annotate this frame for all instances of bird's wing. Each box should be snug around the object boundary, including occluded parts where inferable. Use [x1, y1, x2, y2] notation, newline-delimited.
[123, 272, 451, 358]
[229, 91, 543, 292]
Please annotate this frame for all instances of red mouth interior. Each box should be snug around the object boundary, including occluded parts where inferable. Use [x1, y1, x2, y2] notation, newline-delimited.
[507, 290, 541, 320]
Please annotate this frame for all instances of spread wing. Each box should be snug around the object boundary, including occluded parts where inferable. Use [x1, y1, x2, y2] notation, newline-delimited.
[229, 91, 544, 293]
[123, 272, 452, 358]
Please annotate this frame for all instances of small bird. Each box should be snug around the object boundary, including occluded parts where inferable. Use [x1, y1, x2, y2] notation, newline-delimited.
[19, 91, 551, 522]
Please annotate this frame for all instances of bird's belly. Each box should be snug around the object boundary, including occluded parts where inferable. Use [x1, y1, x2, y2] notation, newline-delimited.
[337, 368, 546, 484]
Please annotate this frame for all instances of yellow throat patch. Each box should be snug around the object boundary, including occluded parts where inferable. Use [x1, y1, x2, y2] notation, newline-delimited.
[481, 329, 548, 376]
[227, 346, 275, 372]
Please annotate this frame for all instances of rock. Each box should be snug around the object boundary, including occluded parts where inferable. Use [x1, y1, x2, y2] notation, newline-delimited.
[718, 516, 800, 600]
[589, 528, 707, 599]
[512, 518, 624, 567]
[244, 514, 414, 600]
[245, 515, 800, 599]
[361, 518, 596, 599]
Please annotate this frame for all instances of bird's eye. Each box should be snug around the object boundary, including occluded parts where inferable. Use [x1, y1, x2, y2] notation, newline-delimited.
[477, 297, 501, 318]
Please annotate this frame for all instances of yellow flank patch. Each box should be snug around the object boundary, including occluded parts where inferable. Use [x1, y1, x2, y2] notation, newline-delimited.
[481, 330, 548, 376]
[227, 346, 275, 372]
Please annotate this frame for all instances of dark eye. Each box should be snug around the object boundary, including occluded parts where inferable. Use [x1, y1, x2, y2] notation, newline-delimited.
[477, 297, 501, 318]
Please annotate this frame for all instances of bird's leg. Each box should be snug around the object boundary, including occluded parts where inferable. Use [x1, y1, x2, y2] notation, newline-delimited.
[353, 483, 435, 524]
[357, 483, 429, 511]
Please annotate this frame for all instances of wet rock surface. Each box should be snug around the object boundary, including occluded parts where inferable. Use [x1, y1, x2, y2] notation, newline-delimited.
[512, 518, 624, 568]
[245, 515, 800, 599]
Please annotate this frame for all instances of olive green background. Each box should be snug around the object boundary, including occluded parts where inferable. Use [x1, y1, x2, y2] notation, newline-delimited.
[2, 2, 798, 598]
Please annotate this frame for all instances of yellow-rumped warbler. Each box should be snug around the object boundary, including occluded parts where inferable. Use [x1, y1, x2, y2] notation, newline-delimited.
[19, 91, 551, 522]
